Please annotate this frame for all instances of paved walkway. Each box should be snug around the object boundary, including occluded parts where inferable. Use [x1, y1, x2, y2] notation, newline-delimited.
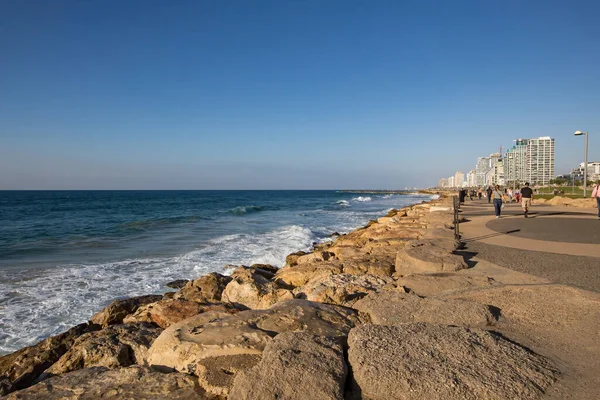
[458, 199, 600, 292]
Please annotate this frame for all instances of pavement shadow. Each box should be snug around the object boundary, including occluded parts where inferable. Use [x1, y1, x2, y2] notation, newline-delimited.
[454, 250, 478, 269]
[462, 229, 521, 243]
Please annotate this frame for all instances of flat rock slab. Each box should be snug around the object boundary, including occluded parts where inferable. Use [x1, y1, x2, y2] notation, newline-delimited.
[146, 299, 359, 396]
[229, 332, 347, 400]
[4, 366, 206, 400]
[395, 239, 467, 276]
[396, 273, 497, 297]
[348, 323, 559, 400]
[353, 291, 497, 327]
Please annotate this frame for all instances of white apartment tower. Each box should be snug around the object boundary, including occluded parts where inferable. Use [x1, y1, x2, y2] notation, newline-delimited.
[526, 137, 555, 186]
[504, 137, 555, 187]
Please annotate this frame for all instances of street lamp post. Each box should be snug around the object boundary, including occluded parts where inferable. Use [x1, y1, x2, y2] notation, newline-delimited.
[574, 131, 589, 197]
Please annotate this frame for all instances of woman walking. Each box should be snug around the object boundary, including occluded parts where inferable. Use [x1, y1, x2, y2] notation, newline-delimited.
[592, 180, 600, 219]
[492, 185, 503, 218]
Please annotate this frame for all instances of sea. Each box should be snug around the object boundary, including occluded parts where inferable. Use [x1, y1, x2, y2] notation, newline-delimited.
[0, 190, 433, 355]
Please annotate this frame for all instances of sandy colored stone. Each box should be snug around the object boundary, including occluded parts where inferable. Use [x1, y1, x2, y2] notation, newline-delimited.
[294, 273, 395, 307]
[347, 323, 558, 400]
[275, 262, 343, 287]
[174, 272, 232, 303]
[221, 266, 294, 309]
[443, 284, 600, 360]
[229, 332, 346, 400]
[0, 323, 98, 396]
[146, 300, 358, 394]
[4, 366, 206, 400]
[42, 323, 161, 377]
[397, 272, 497, 297]
[195, 354, 261, 397]
[123, 298, 239, 328]
[90, 295, 163, 328]
[353, 291, 497, 327]
[395, 239, 467, 276]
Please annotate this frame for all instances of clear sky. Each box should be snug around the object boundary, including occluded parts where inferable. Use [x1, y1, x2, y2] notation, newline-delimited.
[1, 0, 599, 189]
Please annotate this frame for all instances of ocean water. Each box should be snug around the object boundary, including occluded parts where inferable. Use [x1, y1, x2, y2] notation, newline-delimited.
[0, 190, 431, 354]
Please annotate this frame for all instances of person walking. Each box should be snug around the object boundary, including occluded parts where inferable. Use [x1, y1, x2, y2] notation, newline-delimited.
[592, 180, 600, 219]
[486, 186, 493, 203]
[492, 185, 503, 218]
[520, 182, 533, 218]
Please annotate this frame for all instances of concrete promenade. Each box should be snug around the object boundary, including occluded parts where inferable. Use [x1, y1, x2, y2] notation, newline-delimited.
[458, 199, 600, 292]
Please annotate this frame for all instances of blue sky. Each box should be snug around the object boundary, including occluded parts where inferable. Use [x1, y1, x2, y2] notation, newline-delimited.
[1, 0, 599, 189]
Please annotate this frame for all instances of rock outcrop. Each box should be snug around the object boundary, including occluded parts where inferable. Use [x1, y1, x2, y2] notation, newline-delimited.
[395, 238, 467, 276]
[294, 273, 396, 307]
[146, 299, 358, 396]
[4, 366, 205, 399]
[353, 291, 498, 327]
[221, 266, 294, 309]
[0, 323, 99, 396]
[347, 323, 559, 399]
[174, 273, 232, 303]
[229, 332, 347, 400]
[123, 299, 240, 328]
[90, 295, 163, 328]
[41, 323, 161, 377]
[396, 272, 497, 297]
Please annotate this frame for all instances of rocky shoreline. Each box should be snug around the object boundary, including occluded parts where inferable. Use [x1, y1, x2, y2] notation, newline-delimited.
[0, 194, 577, 399]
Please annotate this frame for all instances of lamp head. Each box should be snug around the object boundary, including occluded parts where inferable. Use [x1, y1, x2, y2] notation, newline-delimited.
[574, 130, 585, 136]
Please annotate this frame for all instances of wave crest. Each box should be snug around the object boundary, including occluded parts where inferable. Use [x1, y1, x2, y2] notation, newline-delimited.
[228, 205, 265, 215]
[352, 196, 372, 202]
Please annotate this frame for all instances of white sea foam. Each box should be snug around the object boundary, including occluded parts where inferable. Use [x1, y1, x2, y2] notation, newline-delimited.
[0, 224, 315, 354]
[352, 196, 372, 202]
[336, 200, 350, 207]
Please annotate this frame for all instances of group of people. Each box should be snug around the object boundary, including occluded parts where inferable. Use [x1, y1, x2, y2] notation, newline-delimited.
[459, 181, 600, 220]
[488, 183, 534, 218]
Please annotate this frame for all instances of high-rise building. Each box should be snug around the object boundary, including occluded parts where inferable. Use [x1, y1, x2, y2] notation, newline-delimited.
[492, 158, 504, 186]
[454, 171, 465, 188]
[504, 137, 555, 186]
[448, 176, 455, 188]
[504, 139, 528, 186]
[475, 157, 490, 186]
[438, 178, 448, 188]
[466, 169, 476, 187]
[526, 137, 554, 186]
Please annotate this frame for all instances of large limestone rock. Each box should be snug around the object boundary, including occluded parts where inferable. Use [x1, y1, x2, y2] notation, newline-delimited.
[275, 262, 343, 287]
[397, 272, 497, 297]
[395, 239, 467, 276]
[90, 295, 162, 328]
[146, 299, 359, 396]
[229, 332, 347, 400]
[221, 266, 294, 309]
[353, 291, 497, 327]
[4, 366, 205, 400]
[294, 273, 396, 307]
[123, 298, 239, 328]
[0, 323, 98, 396]
[42, 323, 161, 377]
[174, 272, 232, 302]
[347, 323, 558, 400]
